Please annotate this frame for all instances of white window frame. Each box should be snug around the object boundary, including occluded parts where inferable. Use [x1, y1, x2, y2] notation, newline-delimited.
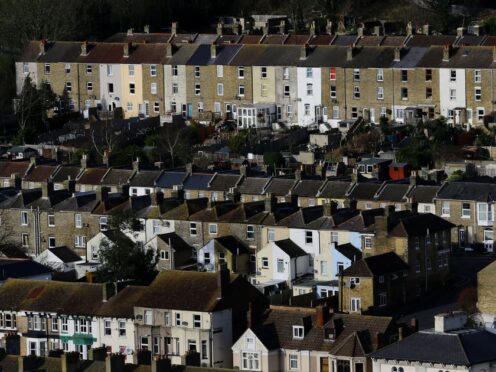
[292, 326, 304, 339]
[150, 64, 157, 77]
[208, 223, 218, 235]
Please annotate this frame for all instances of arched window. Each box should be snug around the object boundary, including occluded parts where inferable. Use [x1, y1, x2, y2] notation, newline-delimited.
[398, 367, 404, 372]
[392, 367, 397, 372]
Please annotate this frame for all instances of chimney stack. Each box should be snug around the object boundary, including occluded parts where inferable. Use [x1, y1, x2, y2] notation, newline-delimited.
[217, 263, 230, 299]
[127, 28, 133, 36]
[240, 164, 248, 178]
[151, 190, 164, 206]
[61, 352, 80, 372]
[171, 22, 178, 35]
[9, 173, 21, 189]
[398, 326, 404, 340]
[374, 332, 384, 350]
[42, 179, 54, 198]
[294, 169, 302, 181]
[457, 27, 464, 37]
[315, 305, 328, 328]
[263, 22, 269, 35]
[423, 24, 430, 36]
[357, 24, 364, 38]
[394, 47, 401, 62]
[81, 41, 88, 56]
[132, 157, 140, 172]
[80, 154, 88, 169]
[210, 43, 217, 59]
[246, 302, 255, 329]
[406, 21, 413, 36]
[265, 193, 277, 213]
[144, 24, 150, 34]
[39, 40, 46, 55]
[410, 317, 419, 332]
[323, 202, 336, 217]
[123, 42, 131, 58]
[493, 46, 496, 63]
[373, 25, 381, 36]
[300, 44, 309, 60]
[105, 354, 126, 372]
[217, 22, 223, 36]
[279, 20, 286, 35]
[442, 44, 450, 62]
[310, 21, 316, 36]
[326, 19, 333, 34]
[185, 163, 193, 175]
[166, 44, 173, 59]
[102, 282, 116, 302]
[151, 357, 172, 372]
[347, 45, 353, 61]
[96, 186, 110, 203]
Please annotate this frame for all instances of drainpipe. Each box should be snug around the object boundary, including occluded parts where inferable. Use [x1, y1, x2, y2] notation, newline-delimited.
[344, 68, 348, 120]
[209, 313, 213, 368]
[77, 63, 81, 112]
[392, 68, 395, 121]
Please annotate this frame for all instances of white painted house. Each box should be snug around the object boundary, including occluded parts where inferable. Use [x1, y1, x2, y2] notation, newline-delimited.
[297, 67, 322, 126]
[439, 68, 466, 125]
[256, 239, 309, 288]
[99, 63, 123, 114]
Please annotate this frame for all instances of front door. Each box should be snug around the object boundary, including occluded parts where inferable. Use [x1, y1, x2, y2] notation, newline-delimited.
[187, 103, 193, 118]
[320, 357, 329, 372]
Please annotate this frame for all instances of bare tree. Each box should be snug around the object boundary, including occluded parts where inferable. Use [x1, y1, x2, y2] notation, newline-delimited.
[91, 118, 116, 166]
[157, 124, 186, 168]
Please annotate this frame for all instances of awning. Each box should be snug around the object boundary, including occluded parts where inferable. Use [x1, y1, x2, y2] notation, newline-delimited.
[60, 334, 96, 345]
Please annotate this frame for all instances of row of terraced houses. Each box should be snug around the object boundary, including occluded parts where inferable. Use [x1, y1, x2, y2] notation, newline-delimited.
[15, 24, 496, 127]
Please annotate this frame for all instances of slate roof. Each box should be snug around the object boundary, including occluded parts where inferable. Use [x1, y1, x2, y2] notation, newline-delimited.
[341, 252, 409, 278]
[0, 260, 52, 281]
[137, 270, 240, 312]
[155, 171, 187, 188]
[0, 161, 31, 178]
[208, 173, 242, 192]
[77, 168, 108, 185]
[24, 165, 58, 182]
[407, 185, 439, 204]
[0, 278, 103, 315]
[252, 307, 393, 354]
[274, 239, 307, 258]
[97, 285, 146, 319]
[436, 182, 496, 202]
[129, 170, 162, 187]
[263, 177, 296, 196]
[101, 168, 133, 186]
[53, 191, 98, 212]
[238, 177, 270, 195]
[348, 182, 383, 200]
[318, 180, 351, 199]
[214, 235, 249, 254]
[48, 246, 82, 263]
[374, 184, 410, 202]
[51, 166, 81, 183]
[157, 232, 192, 252]
[335, 243, 362, 261]
[183, 173, 215, 190]
[292, 179, 325, 197]
[371, 329, 496, 365]
[388, 213, 455, 237]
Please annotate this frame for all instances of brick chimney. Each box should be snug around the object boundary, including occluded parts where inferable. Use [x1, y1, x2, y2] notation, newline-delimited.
[406, 21, 413, 36]
[210, 43, 217, 59]
[217, 263, 230, 299]
[347, 45, 353, 61]
[42, 180, 54, 198]
[310, 21, 316, 36]
[398, 326, 404, 340]
[127, 28, 133, 36]
[9, 173, 21, 189]
[88, 347, 107, 361]
[326, 19, 333, 35]
[132, 157, 140, 172]
[171, 22, 178, 35]
[315, 305, 329, 328]
[357, 24, 364, 38]
[166, 44, 173, 59]
[80, 154, 88, 169]
[123, 42, 131, 58]
[151, 191, 164, 206]
[96, 186, 110, 203]
[279, 20, 286, 35]
[457, 27, 464, 37]
[442, 44, 451, 61]
[423, 24, 430, 35]
[64, 176, 76, 194]
[373, 332, 384, 350]
[323, 202, 337, 217]
[410, 317, 419, 332]
[106, 354, 126, 372]
[493, 46, 496, 63]
[144, 24, 150, 34]
[240, 164, 249, 178]
[81, 41, 88, 56]
[300, 44, 309, 60]
[265, 193, 277, 213]
[61, 352, 80, 372]
[217, 22, 223, 36]
[394, 47, 401, 62]
[102, 282, 116, 302]
[151, 357, 172, 372]
[246, 301, 256, 329]
[186, 163, 193, 175]
[39, 40, 46, 55]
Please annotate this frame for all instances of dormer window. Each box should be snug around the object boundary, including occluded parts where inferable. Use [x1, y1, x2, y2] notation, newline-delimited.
[292, 325, 304, 339]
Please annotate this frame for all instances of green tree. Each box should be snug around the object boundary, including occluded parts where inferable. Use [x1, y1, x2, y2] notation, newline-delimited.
[95, 210, 157, 285]
[263, 152, 285, 168]
[228, 130, 249, 153]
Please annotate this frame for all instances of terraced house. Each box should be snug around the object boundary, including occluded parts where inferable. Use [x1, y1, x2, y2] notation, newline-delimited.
[15, 24, 496, 126]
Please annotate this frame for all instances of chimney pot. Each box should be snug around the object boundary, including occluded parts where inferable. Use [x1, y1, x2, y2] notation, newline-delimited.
[171, 22, 178, 35]
[310, 21, 316, 36]
[347, 45, 353, 61]
[394, 47, 401, 62]
[217, 22, 223, 36]
[127, 28, 133, 36]
[210, 43, 217, 59]
[443, 44, 450, 62]
[423, 24, 430, 36]
[39, 40, 46, 55]
[406, 21, 413, 36]
[457, 27, 464, 37]
[398, 326, 404, 340]
[144, 24, 150, 34]
[357, 24, 364, 38]
[166, 44, 173, 59]
[279, 20, 286, 34]
[326, 19, 333, 34]
[81, 41, 88, 56]
[123, 42, 131, 58]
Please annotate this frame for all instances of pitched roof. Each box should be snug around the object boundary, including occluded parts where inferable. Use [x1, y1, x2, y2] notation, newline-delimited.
[129, 170, 162, 187]
[214, 235, 249, 255]
[0, 278, 103, 315]
[24, 165, 58, 182]
[0, 161, 31, 178]
[335, 243, 362, 261]
[274, 239, 307, 258]
[101, 168, 133, 186]
[318, 180, 351, 199]
[77, 168, 108, 185]
[0, 260, 52, 281]
[208, 173, 242, 192]
[407, 185, 439, 204]
[156, 232, 192, 252]
[155, 171, 187, 188]
[388, 213, 455, 237]
[48, 246, 82, 263]
[436, 181, 496, 202]
[371, 329, 496, 365]
[251, 307, 393, 354]
[348, 182, 383, 200]
[238, 177, 270, 195]
[292, 179, 325, 197]
[97, 285, 146, 319]
[374, 184, 410, 202]
[183, 173, 215, 190]
[51, 166, 81, 183]
[137, 270, 239, 312]
[341, 252, 409, 278]
[264, 177, 296, 196]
